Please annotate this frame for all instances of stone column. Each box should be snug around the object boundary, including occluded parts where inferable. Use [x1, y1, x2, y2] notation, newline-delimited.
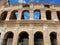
[43, 31, 51, 45]
[30, 10, 34, 20]
[57, 31, 60, 45]
[12, 32, 18, 45]
[51, 10, 58, 21]
[40, 10, 46, 20]
[29, 31, 34, 45]
[17, 10, 22, 20]
[6, 10, 11, 21]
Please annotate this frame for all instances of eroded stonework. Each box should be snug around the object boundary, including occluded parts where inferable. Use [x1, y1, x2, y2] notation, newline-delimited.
[0, 0, 60, 45]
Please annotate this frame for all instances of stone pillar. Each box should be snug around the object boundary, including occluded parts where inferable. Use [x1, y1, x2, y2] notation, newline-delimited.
[44, 31, 51, 45]
[6, 10, 11, 21]
[17, 10, 22, 20]
[30, 10, 34, 20]
[12, 32, 18, 45]
[57, 32, 60, 45]
[51, 10, 58, 21]
[40, 10, 46, 20]
[29, 31, 34, 45]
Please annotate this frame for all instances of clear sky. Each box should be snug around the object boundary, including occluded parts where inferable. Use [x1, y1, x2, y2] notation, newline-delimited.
[8, 0, 60, 5]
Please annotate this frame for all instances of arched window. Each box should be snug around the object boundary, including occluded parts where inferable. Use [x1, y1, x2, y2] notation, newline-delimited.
[2, 32, 14, 45]
[57, 11, 60, 20]
[22, 10, 30, 20]
[10, 10, 18, 20]
[18, 32, 29, 45]
[23, 4, 29, 8]
[34, 10, 41, 20]
[50, 32, 57, 45]
[0, 11, 8, 20]
[46, 10, 51, 20]
[34, 32, 44, 45]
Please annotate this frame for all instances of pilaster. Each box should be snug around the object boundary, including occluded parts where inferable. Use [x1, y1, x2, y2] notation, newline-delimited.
[5, 10, 12, 21]
[40, 10, 46, 20]
[43, 31, 51, 45]
[30, 10, 34, 20]
[51, 10, 58, 21]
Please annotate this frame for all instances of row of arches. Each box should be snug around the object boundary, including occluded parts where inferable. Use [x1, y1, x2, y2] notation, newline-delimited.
[0, 10, 60, 21]
[2, 31, 57, 45]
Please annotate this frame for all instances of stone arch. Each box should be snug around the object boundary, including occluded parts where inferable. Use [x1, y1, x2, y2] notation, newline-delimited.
[46, 10, 51, 20]
[0, 11, 8, 20]
[9, 10, 18, 20]
[34, 31, 44, 45]
[21, 10, 30, 20]
[2, 31, 14, 45]
[50, 32, 57, 45]
[34, 9, 41, 20]
[18, 31, 29, 45]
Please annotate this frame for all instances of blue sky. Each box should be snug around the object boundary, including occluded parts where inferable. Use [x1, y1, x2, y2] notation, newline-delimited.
[8, 0, 60, 5]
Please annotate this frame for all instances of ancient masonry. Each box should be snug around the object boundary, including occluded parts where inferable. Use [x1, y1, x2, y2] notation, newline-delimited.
[0, 0, 60, 45]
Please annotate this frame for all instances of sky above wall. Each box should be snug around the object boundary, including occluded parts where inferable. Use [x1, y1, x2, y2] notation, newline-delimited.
[0, 0, 60, 4]
[8, 0, 60, 5]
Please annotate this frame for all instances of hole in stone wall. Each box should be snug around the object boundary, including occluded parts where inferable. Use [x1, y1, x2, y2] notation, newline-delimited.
[57, 11, 60, 20]
[0, 11, 8, 20]
[46, 10, 51, 20]
[18, 32, 29, 45]
[44, 5, 50, 8]
[9, 10, 18, 20]
[50, 32, 57, 45]
[21, 10, 30, 20]
[34, 32, 44, 45]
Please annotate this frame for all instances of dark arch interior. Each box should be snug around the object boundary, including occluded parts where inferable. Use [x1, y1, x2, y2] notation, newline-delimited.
[23, 4, 29, 8]
[46, 10, 51, 20]
[21, 10, 29, 20]
[0, 11, 8, 20]
[34, 10, 41, 20]
[3, 32, 14, 45]
[9, 10, 18, 20]
[50, 32, 57, 45]
[34, 32, 44, 45]
[18, 32, 29, 45]
[57, 11, 60, 20]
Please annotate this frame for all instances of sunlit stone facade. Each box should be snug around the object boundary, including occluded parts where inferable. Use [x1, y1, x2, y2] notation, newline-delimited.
[0, 0, 60, 45]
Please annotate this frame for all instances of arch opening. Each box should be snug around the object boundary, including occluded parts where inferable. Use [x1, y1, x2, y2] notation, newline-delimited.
[34, 32, 44, 45]
[21, 10, 30, 20]
[23, 4, 29, 8]
[0, 11, 8, 20]
[18, 32, 29, 45]
[9, 10, 18, 20]
[46, 10, 51, 20]
[57, 11, 60, 20]
[2, 32, 14, 45]
[50, 32, 57, 45]
[34, 10, 41, 20]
